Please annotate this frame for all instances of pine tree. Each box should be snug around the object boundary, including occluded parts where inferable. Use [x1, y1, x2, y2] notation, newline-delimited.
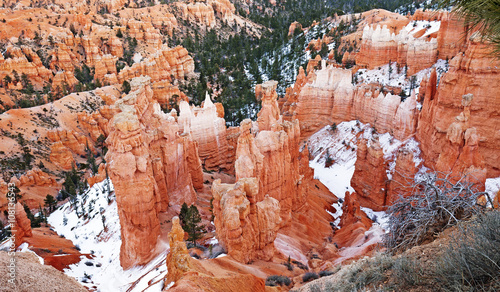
[179, 203, 206, 244]
[44, 194, 57, 213]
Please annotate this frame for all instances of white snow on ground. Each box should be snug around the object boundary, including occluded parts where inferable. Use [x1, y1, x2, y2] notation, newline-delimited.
[403, 20, 441, 38]
[485, 177, 500, 206]
[360, 207, 390, 231]
[208, 236, 219, 245]
[307, 121, 425, 229]
[48, 179, 168, 292]
[354, 59, 449, 98]
[133, 52, 143, 64]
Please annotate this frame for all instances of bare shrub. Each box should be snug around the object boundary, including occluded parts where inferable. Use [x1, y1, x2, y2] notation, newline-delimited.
[384, 171, 488, 253]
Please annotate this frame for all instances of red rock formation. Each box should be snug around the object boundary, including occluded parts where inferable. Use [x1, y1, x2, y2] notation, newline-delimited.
[52, 71, 78, 91]
[212, 178, 281, 263]
[77, 112, 107, 142]
[386, 148, 418, 206]
[0, 46, 53, 88]
[178, 93, 233, 172]
[288, 21, 303, 37]
[282, 64, 419, 141]
[166, 216, 199, 283]
[117, 45, 194, 83]
[151, 80, 187, 105]
[234, 116, 304, 224]
[176, 1, 216, 28]
[256, 80, 281, 131]
[49, 142, 76, 170]
[17, 168, 58, 188]
[432, 94, 487, 184]
[351, 138, 388, 211]
[87, 163, 107, 187]
[417, 37, 500, 177]
[94, 55, 118, 82]
[307, 35, 333, 52]
[47, 129, 93, 156]
[166, 216, 268, 292]
[14, 202, 32, 248]
[209, 0, 236, 24]
[105, 76, 203, 268]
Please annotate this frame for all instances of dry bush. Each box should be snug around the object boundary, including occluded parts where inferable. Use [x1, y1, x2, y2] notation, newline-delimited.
[265, 275, 291, 287]
[435, 210, 500, 291]
[384, 171, 488, 253]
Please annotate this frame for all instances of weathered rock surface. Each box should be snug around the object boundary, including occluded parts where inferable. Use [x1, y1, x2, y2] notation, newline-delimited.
[49, 141, 76, 170]
[355, 10, 465, 75]
[288, 21, 303, 37]
[212, 178, 281, 263]
[14, 202, 33, 248]
[417, 37, 500, 177]
[333, 192, 372, 248]
[118, 45, 195, 83]
[166, 216, 199, 284]
[256, 80, 281, 131]
[282, 64, 417, 141]
[0, 251, 87, 292]
[17, 168, 58, 188]
[386, 147, 419, 206]
[178, 93, 233, 172]
[351, 138, 388, 211]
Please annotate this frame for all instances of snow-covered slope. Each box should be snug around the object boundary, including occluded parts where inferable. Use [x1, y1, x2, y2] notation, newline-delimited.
[307, 120, 425, 229]
[48, 180, 168, 292]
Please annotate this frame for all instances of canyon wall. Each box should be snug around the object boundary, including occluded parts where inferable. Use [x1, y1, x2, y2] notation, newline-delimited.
[417, 37, 500, 178]
[282, 64, 418, 141]
[355, 11, 466, 75]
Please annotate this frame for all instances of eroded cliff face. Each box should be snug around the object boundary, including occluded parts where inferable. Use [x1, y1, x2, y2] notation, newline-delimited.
[178, 93, 234, 172]
[282, 63, 418, 141]
[417, 37, 500, 178]
[355, 10, 466, 75]
[105, 76, 203, 269]
[235, 116, 303, 224]
[351, 138, 388, 211]
[256, 80, 281, 131]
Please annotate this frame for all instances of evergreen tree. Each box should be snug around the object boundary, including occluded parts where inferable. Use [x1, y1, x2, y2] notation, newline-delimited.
[179, 203, 206, 244]
[44, 194, 57, 213]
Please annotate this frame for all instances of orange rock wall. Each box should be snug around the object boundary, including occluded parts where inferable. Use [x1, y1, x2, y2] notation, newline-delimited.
[417, 38, 500, 177]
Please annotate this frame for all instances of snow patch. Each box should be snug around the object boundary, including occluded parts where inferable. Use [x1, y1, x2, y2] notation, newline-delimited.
[133, 53, 143, 64]
[485, 177, 500, 206]
[48, 179, 168, 292]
